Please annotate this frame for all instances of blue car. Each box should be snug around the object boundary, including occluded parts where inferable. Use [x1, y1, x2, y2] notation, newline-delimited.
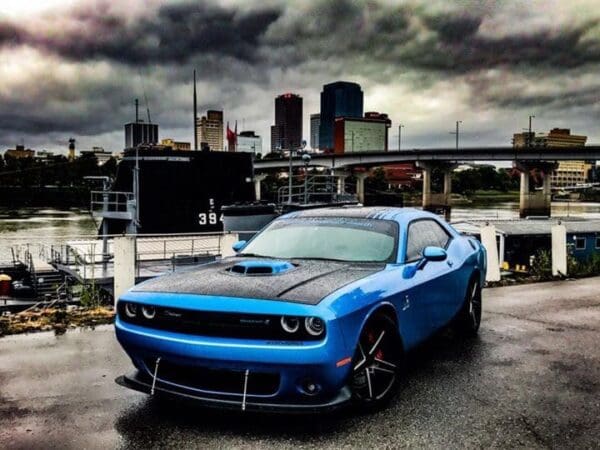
[115, 207, 486, 412]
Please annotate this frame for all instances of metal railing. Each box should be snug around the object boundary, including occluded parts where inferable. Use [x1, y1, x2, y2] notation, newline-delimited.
[90, 190, 134, 214]
[277, 174, 357, 205]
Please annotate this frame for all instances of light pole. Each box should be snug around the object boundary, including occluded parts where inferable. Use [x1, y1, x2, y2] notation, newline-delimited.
[398, 124, 404, 151]
[528, 115, 535, 147]
[450, 120, 462, 150]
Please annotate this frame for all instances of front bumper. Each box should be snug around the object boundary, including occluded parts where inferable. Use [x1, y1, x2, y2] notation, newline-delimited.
[115, 311, 354, 411]
[116, 371, 352, 413]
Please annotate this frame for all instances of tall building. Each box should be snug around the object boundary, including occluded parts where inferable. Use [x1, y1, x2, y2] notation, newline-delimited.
[80, 147, 114, 166]
[513, 128, 590, 187]
[237, 131, 262, 155]
[333, 112, 391, 154]
[196, 110, 224, 151]
[270, 93, 302, 152]
[310, 113, 320, 150]
[319, 81, 363, 150]
[161, 138, 191, 151]
[4, 144, 35, 159]
[124, 121, 159, 148]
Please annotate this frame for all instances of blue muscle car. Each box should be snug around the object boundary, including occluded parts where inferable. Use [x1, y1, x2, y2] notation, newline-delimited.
[115, 207, 486, 412]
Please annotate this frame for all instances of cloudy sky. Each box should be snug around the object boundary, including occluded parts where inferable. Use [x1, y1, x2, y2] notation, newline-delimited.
[1, 0, 600, 154]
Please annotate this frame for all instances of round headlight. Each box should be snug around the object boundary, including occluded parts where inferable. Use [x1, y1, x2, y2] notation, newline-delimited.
[124, 303, 137, 318]
[305, 317, 325, 336]
[280, 316, 300, 333]
[141, 306, 156, 319]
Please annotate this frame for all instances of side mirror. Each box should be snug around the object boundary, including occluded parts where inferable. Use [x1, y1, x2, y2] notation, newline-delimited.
[423, 246, 447, 262]
[416, 246, 447, 271]
[232, 240, 247, 252]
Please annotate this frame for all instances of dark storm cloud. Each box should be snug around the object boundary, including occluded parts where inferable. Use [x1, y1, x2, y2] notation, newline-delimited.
[0, 21, 23, 46]
[2, 0, 600, 149]
[5, 1, 281, 65]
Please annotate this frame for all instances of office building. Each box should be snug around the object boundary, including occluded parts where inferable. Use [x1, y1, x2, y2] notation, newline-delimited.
[333, 112, 391, 154]
[4, 145, 35, 159]
[310, 113, 320, 150]
[125, 121, 159, 148]
[513, 128, 590, 187]
[319, 81, 363, 150]
[80, 147, 114, 166]
[237, 131, 262, 155]
[270, 93, 302, 152]
[196, 110, 224, 151]
[161, 138, 191, 151]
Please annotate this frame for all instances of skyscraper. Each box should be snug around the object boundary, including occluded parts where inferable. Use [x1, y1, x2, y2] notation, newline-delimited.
[196, 110, 224, 151]
[270, 93, 302, 152]
[124, 121, 159, 148]
[310, 113, 320, 150]
[319, 81, 363, 150]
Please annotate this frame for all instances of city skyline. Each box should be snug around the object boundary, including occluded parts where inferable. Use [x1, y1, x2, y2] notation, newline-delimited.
[1, 0, 600, 154]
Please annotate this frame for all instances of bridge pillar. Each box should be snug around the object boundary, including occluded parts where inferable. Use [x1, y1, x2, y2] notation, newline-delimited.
[416, 162, 456, 220]
[355, 171, 369, 204]
[515, 161, 557, 218]
[253, 173, 268, 201]
[333, 169, 350, 194]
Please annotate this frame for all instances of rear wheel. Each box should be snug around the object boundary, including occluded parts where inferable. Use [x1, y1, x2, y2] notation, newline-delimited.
[455, 276, 482, 336]
[350, 313, 402, 408]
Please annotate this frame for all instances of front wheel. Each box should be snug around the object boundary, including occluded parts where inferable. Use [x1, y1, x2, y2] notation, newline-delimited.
[454, 276, 482, 336]
[350, 313, 402, 409]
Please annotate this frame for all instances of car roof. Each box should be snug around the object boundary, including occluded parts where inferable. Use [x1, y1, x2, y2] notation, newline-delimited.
[279, 206, 438, 224]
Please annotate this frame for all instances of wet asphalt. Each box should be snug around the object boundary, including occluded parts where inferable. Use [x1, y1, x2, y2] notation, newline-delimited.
[1, 277, 599, 449]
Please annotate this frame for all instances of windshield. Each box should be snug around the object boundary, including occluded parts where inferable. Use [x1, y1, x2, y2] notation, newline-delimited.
[240, 217, 398, 263]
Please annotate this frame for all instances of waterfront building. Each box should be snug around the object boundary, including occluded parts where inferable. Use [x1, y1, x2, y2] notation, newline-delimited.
[161, 138, 191, 151]
[513, 128, 590, 187]
[237, 131, 262, 155]
[125, 121, 159, 148]
[80, 147, 114, 166]
[4, 145, 34, 159]
[319, 81, 363, 151]
[34, 150, 55, 162]
[310, 113, 320, 150]
[333, 112, 391, 153]
[271, 93, 302, 152]
[196, 110, 224, 151]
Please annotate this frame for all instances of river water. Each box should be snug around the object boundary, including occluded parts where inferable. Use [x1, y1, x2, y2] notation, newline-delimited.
[1, 203, 600, 263]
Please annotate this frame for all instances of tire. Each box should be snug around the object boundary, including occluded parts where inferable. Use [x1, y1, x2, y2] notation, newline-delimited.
[350, 313, 403, 409]
[454, 275, 482, 336]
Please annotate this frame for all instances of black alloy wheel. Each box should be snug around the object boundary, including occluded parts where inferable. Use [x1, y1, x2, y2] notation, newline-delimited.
[455, 276, 482, 335]
[350, 313, 402, 407]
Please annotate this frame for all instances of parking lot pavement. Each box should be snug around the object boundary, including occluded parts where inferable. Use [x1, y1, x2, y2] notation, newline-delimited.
[1, 277, 599, 449]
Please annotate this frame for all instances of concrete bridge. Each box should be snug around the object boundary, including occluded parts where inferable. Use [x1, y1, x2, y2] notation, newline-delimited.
[254, 146, 600, 218]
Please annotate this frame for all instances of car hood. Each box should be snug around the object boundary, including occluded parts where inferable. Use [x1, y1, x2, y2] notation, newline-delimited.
[131, 257, 385, 305]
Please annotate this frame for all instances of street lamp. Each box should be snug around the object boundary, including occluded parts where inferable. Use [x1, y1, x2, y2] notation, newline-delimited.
[528, 115, 535, 147]
[398, 124, 404, 151]
[450, 120, 462, 150]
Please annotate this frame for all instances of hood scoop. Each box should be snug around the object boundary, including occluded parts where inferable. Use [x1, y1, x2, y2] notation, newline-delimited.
[228, 260, 295, 276]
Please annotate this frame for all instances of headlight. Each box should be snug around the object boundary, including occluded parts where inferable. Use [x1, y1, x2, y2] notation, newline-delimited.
[280, 316, 300, 333]
[304, 317, 325, 336]
[141, 306, 156, 319]
[124, 303, 138, 318]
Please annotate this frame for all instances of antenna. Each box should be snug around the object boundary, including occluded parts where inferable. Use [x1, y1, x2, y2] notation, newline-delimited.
[135, 99, 139, 122]
[137, 70, 152, 123]
[193, 69, 198, 150]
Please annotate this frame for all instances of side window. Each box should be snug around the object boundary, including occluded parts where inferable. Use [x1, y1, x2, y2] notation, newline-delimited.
[405, 220, 451, 262]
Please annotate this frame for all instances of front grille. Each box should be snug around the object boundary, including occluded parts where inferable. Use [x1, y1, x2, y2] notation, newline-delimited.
[118, 302, 325, 341]
[146, 359, 279, 396]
